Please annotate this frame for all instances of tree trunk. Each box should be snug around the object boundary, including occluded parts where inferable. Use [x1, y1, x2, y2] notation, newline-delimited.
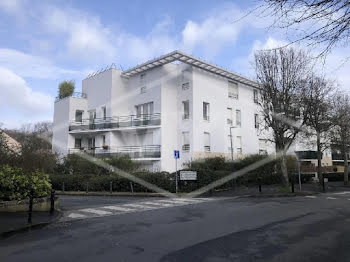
[281, 154, 289, 186]
[316, 132, 323, 184]
[344, 147, 349, 186]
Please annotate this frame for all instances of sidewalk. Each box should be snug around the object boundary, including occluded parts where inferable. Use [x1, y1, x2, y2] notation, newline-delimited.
[0, 211, 61, 237]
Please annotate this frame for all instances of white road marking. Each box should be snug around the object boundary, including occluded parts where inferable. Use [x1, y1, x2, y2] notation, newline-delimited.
[79, 208, 113, 215]
[326, 197, 337, 200]
[122, 203, 155, 209]
[305, 196, 316, 199]
[141, 201, 176, 207]
[63, 198, 212, 221]
[67, 213, 87, 219]
[102, 206, 135, 212]
[333, 191, 350, 195]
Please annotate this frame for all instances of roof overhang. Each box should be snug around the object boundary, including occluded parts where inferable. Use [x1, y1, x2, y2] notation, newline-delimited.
[121, 50, 259, 88]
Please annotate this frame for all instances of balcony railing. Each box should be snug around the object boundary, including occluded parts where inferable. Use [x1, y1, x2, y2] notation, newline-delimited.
[296, 151, 320, 160]
[55, 92, 87, 102]
[69, 145, 161, 159]
[69, 113, 161, 131]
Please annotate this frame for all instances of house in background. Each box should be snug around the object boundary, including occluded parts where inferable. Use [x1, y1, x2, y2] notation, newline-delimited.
[0, 131, 22, 155]
[52, 51, 275, 172]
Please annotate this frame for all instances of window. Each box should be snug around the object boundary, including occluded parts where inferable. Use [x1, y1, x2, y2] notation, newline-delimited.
[228, 135, 232, 150]
[102, 135, 106, 146]
[236, 110, 241, 127]
[227, 108, 233, 125]
[236, 136, 242, 155]
[228, 81, 238, 99]
[203, 102, 210, 121]
[74, 138, 82, 149]
[101, 107, 106, 120]
[75, 110, 83, 122]
[135, 102, 154, 117]
[182, 101, 190, 119]
[182, 70, 190, 90]
[182, 82, 190, 90]
[254, 114, 259, 129]
[182, 132, 190, 151]
[204, 132, 210, 152]
[253, 89, 258, 104]
[141, 86, 147, 94]
[88, 137, 95, 149]
[259, 139, 267, 155]
[89, 110, 96, 122]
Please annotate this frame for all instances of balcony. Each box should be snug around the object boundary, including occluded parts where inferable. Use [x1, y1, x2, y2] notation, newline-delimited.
[296, 151, 320, 160]
[55, 92, 87, 102]
[69, 113, 161, 132]
[69, 145, 161, 159]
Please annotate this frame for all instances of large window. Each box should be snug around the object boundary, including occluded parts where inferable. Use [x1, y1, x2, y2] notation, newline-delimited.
[236, 110, 241, 127]
[101, 106, 106, 120]
[227, 108, 233, 125]
[74, 138, 82, 149]
[75, 110, 83, 122]
[253, 89, 258, 104]
[182, 101, 190, 119]
[204, 132, 210, 152]
[135, 102, 154, 117]
[203, 102, 210, 121]
[228, 81, 238, 99]
[182, 132, 190, 151]
[89, 110, 96, 122]
[259, 139, 267, 155]
[254, 114, 259, 129]
[236, 136, 242, 155]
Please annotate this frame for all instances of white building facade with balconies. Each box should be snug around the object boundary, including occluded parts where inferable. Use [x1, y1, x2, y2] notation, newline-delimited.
[52, 51, 276, 172]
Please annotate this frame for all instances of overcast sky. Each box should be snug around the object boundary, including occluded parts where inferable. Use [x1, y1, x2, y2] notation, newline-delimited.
[0, 0, 349, 129]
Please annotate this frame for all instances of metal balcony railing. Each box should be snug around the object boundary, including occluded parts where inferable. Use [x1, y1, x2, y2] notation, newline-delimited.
[69, 145, 161, 159]
[55, 92, 87, 102]
[69, 113, 161, 131]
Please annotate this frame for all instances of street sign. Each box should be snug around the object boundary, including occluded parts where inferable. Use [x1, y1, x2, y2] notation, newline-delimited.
[180, 171, 197, 181]
[174, 150, 180, 159]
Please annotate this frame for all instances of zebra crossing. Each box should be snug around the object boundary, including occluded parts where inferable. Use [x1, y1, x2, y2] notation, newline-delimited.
[62, 197, 215, 221]
[304, 191, 350, 201]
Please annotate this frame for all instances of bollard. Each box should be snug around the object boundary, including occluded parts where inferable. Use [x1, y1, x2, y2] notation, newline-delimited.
[291, 179, 295, 193]
[62, 182, 65, 192]
[28, 187, 34, 224]
[258, 177, 262, 193]
[322, 177, 325, 193]
[130, 182, 134, 196]
[50, 189, 55, 215]
[110, 181, 113, 194]
[86, 182, 89, 193]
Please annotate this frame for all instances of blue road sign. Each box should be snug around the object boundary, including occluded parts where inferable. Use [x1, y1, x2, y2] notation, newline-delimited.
[174, 150, 180, 159]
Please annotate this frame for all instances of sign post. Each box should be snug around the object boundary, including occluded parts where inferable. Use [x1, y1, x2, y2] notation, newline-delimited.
[174, 150, 180, 194]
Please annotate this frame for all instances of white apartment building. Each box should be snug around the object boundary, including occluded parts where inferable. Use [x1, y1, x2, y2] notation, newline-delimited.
[52, 50, 286, 172]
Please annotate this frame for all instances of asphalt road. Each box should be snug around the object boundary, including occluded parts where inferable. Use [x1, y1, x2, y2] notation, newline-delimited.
[2, 192, 350, 262]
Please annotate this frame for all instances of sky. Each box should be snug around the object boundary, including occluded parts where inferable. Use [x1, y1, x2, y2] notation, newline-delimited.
[0, 0, 349, 129]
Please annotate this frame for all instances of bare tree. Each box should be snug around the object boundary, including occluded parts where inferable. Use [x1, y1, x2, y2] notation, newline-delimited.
[260, 0, 350, 56]
[330, 92, 350, 185]
[255, 47, 312, 186]
[302, 75, 335, 182]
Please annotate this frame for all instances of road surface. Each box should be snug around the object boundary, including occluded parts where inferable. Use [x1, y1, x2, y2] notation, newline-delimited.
[2, 192, 350, 261]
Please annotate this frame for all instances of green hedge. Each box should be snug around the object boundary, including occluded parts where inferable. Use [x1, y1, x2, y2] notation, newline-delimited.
[0, 165, 51, 201]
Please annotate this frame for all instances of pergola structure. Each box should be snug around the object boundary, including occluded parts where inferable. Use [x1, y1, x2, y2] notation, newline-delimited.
[121, 50, 259, 88]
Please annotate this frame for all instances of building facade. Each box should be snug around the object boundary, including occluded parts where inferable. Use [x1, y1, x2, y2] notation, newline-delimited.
[52, 51, 285, 172]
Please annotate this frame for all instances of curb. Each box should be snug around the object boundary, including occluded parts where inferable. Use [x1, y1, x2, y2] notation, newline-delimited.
[0, 211, 63, 239]
[238, 191, 319, 198]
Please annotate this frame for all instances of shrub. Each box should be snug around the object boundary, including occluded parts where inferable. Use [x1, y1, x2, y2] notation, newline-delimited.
[58, 80, 75, 99]
[0, 165, 51, 201]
